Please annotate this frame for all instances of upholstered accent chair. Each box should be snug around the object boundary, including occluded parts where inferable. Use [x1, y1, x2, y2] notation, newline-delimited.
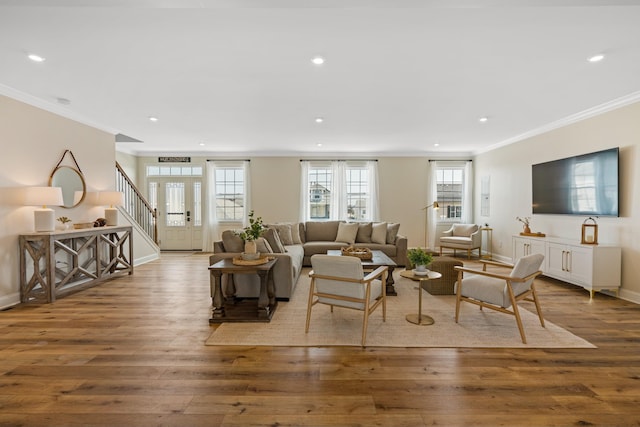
[453, 254, 545, 344]
[439, 223, 482, 258]
[306, 254, 388, 347]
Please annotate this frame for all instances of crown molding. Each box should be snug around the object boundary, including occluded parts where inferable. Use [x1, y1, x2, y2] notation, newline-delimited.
[477, 90, 640, 155]
[0, 83, 119, 135]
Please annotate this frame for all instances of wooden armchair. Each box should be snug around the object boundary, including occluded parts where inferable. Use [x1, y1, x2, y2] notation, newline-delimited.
[453, 254, 545, 343]
[306, 254, 388, 347]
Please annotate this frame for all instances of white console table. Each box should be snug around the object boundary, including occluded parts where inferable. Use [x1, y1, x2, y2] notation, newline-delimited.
[19, 226, 133, 303]
[513, 235, 621, 299]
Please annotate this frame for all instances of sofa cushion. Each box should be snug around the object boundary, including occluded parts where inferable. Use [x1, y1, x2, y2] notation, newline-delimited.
[386, 222, 400, 244]
[263, 228, 286, 253]
[452, 223, 478, 237]
[271, 223, 294, 245]
[305, 221, 341, 242]
[221, 230, 244, 252]
[355, 222, 372, 243]
[256, 237, 273, 254]
[371, 222, 387, 244]
[335, 222, 359, 244]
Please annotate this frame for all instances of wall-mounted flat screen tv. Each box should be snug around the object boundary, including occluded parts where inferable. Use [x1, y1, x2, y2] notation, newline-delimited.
[532, 147, 619, 216]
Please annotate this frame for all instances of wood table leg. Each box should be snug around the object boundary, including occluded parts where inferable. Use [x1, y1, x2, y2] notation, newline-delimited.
[257, 269, 272, 319]
[210, 270, 226, 320]
[386, 266, 397, 296]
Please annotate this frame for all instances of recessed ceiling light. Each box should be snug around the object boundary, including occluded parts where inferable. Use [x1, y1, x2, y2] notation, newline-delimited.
[315, 117, 324, 123]
[434, 143, 440, 147]
[317, 143, 323, 147]
[311, 56, 325, 65]
[199, 142, 205, 146]
[479, 116, 488, 123]
[148, 116, 158, 122]
[588, 54, 605, 63]
[27, 54, 45, 63]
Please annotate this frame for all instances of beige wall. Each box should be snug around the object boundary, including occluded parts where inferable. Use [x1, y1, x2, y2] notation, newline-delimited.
[0, 95, 160, 308]
[0, 95, 115, 307]
[474, 101, 640, 301]
[135, 155, 434, 248]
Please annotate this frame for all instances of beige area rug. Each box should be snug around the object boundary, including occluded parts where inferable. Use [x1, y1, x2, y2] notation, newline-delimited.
[205, 270, 595, 348]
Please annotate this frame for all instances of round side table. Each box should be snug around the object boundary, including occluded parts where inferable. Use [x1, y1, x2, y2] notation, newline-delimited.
[400, 269, 442, 326]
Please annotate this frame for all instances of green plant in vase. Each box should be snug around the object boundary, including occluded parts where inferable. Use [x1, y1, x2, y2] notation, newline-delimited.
[407, 247, 433, 274]
[236, 210, 265, 255]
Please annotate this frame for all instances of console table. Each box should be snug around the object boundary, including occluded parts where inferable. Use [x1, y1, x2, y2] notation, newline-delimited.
[19, 226, 133, 303]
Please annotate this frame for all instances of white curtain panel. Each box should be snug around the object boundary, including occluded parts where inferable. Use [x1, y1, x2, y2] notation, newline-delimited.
[462, 160, 473, 224]
[366, 160, 380, 221]
[427, 161, 439, 249]
[299, 161, 310, 222]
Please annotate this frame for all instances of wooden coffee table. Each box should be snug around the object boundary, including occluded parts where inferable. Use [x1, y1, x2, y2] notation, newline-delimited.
[400, 269, 442, 326]
[326, 250, 398, 295]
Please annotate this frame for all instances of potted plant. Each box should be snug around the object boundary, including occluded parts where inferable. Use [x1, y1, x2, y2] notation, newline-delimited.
[407, 247, 433, 275]
[57, 216, 72, 230]
[236, 210, 265, 256]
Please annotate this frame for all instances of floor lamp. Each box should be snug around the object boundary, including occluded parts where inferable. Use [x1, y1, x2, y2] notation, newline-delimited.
[422, 201, 439, 250]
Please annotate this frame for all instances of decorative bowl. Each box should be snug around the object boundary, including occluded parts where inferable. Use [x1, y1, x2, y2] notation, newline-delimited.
[413, 268, 430, 276]
[241, 252, 261, 261]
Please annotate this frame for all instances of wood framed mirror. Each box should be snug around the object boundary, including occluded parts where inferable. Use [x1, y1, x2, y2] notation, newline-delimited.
[49, 150, 86, 208]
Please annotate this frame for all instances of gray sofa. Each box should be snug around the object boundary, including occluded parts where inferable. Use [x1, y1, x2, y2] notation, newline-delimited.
[209, 220, 407, 301]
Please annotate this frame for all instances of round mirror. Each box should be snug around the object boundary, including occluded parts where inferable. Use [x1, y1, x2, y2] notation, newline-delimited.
[49, 166, 86, 208]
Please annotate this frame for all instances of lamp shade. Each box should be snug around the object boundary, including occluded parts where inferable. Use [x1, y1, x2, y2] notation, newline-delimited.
[96, 191, 124, 207]
[23, 186, 64, 207]
[23, 187, 64, 232]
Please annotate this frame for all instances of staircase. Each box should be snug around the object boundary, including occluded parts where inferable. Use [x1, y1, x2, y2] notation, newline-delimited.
[115, 162, 158, 244]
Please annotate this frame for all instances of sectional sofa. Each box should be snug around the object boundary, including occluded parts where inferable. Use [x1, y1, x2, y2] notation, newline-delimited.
[209, 220, 408, 300]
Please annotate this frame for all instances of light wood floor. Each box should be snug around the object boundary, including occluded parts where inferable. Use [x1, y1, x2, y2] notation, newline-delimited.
[1, 252, 639, 427]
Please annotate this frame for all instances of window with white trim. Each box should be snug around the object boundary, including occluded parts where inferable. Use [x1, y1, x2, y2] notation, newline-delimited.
[435, 166, 464, 221]
[302, 160, 378, 221]
[214, 166, 245, 221]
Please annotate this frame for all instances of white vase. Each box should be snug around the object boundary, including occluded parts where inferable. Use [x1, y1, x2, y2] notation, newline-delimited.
[244, 240, 257, 254]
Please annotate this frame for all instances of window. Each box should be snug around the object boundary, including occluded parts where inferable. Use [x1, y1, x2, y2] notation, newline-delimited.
[436, 167, 464, 220]
[214, 166, 245, 221]
[302, 160, 378, 221]
[431, 161, 472, 224]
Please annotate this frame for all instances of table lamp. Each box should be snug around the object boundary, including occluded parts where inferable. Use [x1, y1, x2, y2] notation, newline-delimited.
[23, 186, 64, 232]
[97, 191, 124, 226]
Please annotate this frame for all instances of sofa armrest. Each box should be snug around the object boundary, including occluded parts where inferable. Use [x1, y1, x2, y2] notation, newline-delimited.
[395, 234, 408, 267]
[441, 226, 454, 238]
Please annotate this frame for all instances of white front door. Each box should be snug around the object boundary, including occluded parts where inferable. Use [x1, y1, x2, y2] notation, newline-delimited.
[155, 178, 202, 250]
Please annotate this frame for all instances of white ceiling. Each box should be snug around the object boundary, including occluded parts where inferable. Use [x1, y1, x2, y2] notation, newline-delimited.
[1, 0, 640, 157]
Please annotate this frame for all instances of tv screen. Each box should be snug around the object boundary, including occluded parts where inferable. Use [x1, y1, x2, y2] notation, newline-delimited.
[532, 148, 619, 216]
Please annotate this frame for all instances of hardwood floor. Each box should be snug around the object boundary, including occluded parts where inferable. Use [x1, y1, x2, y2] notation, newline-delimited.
[1, 252, 639, 426]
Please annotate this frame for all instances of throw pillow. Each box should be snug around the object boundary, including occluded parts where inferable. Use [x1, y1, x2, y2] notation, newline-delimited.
[386, 222, 400, 244]
[221, 230, 244, 253]
[272, 223, 294, 246]
[335, 222, 359, 245]
[263, 228, 286, 253]
[278, 222, 303, 244]
[256, 237, 273, 254]
[371, 222, 387, 244]
[356, 222, 372, 243]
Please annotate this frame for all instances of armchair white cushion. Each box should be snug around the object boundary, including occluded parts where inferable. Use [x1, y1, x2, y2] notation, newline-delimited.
[439, 223, 482, 258]
[454, 254, 545, 343]
[306, 254, 388, 346]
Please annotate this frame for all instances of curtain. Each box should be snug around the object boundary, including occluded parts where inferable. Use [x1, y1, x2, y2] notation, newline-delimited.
[201, 160, 250, 251]
[366, 160, 380, 221]
[427, 161, 439, 249]
[299, 161, 310, 222]
[461, 160, 473, 224]
[330, 161, 347, 220]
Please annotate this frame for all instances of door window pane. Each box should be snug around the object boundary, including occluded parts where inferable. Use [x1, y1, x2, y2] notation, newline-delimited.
[165, 182, 185, 226]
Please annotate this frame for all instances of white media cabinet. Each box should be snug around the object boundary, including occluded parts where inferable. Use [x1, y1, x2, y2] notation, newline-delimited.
[512, 235, 621, 299]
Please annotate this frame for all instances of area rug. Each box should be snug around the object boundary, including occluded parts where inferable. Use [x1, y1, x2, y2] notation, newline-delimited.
[205, 270, 595, 348]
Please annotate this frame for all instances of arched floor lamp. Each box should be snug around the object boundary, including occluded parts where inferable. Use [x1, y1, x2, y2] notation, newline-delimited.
[422, 201, 439, 250]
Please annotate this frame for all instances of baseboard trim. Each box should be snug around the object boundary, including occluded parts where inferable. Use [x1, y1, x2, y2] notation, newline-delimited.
[0, 292, 20, 311]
